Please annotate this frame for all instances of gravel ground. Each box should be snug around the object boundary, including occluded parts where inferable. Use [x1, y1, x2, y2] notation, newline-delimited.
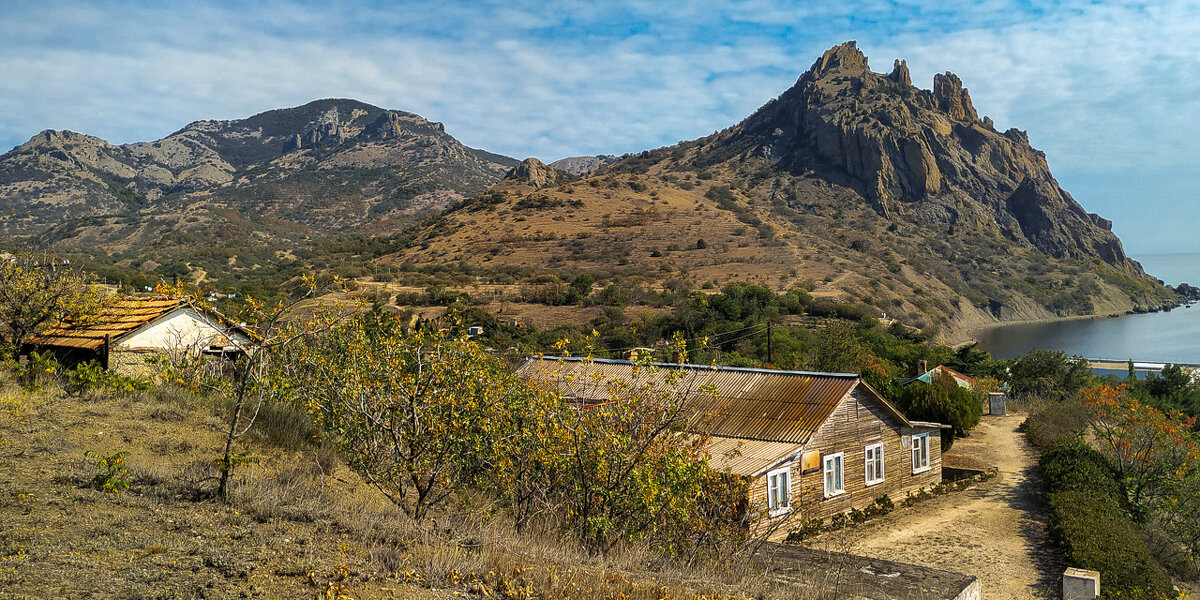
[834, 413, 1064, 600]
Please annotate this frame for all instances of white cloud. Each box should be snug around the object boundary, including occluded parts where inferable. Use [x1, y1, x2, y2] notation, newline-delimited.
[2, 0, 1199, 251]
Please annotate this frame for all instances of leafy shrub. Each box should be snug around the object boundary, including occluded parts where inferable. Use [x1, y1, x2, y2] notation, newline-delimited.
[901, 487, 931, 507]
[84, 450, 131, 493]
[784, 518, 824, 543]
[1040, 439, 1172, 597]
[1020, 397, 1090, 450]
[866, 495, 895, 517]
[12, 351, 61, 391]
[1007, 348, 1091, 402]
[65, 361, 151, 395]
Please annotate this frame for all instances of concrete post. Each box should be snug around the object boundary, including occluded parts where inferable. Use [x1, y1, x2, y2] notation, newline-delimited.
[1063, 568, 1099, 600]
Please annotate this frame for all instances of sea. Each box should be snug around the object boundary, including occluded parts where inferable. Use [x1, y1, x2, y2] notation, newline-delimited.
[974, 253, 1200, 364]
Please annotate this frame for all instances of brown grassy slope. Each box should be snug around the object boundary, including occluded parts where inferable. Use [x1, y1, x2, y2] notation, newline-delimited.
[0, 383, 441, 599]
[0, 378, 862, 600]
[383, 160, 1166, 343]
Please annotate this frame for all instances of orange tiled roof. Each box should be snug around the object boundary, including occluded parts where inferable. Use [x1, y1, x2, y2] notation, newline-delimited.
[26, 296, 185, 351]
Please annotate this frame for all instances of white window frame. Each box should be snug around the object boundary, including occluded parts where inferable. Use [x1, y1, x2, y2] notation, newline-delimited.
[823, 452, 845, 498]
[766, 467, 791, 516]
[912, 433, 931, 474]
[864, 443, 885, 486]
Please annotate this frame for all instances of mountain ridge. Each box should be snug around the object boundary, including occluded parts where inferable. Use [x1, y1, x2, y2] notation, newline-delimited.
[386, 41, 1176, 342]
[0, 99, 518, 272]
[0, 43, 1179, 341]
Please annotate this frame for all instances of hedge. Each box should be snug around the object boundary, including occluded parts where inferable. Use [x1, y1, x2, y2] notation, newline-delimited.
[1040, 439, 1173, 597]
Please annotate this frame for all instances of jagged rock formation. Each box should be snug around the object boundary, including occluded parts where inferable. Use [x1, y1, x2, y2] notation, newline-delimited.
[699, 40, 1130, 266]
[0, 99, 517, 241]
[504, 158, 575, 188]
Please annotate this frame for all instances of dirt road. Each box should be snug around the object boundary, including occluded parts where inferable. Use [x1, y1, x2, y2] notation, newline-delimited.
[826, 413, 1062, 599]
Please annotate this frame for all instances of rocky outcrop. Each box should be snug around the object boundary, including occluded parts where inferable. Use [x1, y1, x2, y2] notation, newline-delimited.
[888, 59, 912, 87]
[703, 41, 1132, 267]
[360, 111, 446, 141]
[504, 158, 573, 188]
[1174, 283, 1200, 301]
[811, 41, 871, 77]
[932, 72, 978, 122]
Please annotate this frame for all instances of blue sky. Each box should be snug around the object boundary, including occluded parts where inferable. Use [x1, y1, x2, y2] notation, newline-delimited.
[2, 0, 1198, 256]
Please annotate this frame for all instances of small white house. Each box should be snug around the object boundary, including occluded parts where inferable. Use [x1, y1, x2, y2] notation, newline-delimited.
[25, 295, 252, 376]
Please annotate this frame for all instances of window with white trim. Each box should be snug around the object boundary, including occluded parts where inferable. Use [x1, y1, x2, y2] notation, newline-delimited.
[766, 467, 791, 515]
[865, 443, 885, 485]
[912, 433, 931, 473]
[823, 452, 845, 497]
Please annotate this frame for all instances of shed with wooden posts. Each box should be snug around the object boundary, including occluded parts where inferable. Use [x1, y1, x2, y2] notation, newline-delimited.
[23, 295, 251, 376]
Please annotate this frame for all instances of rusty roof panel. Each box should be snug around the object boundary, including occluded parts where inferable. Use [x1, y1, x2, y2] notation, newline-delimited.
[26, 296, 186, 351]
[705, 436, 801, 477]
[519, 357, 859, 445]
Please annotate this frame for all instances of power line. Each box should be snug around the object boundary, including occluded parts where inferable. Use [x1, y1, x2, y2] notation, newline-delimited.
[568, 323, 769, 357]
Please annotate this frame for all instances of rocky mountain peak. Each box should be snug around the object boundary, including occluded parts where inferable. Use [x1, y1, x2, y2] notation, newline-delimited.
[360, 111, 446, 141]
[690, 42, 1132, 267]
[17, 129, 110, 151]
[810, 41, 870, 78]
[932, 72, 978, 123]
[549, 155, 618, 175]
[0, 99, 516, 241]
[888, 59, 912, 87]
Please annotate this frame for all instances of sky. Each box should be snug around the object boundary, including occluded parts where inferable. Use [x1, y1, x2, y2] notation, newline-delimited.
[2, 0, 1198, 256]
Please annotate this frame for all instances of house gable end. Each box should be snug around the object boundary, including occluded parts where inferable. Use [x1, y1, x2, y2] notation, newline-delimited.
[116, 307, 248, 351]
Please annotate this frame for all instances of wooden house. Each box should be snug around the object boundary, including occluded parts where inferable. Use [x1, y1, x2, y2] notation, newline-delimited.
[517, 357, 947, 537]
[23, 295, 251, 376]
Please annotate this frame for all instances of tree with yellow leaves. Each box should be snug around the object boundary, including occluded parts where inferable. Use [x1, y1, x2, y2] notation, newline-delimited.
[278, 307, 526, 522]
[0, 253, 106, 361]
[158, 278, 355, 503]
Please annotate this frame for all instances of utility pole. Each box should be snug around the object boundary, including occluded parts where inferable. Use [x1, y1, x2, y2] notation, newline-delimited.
[767, 321, 773, 365]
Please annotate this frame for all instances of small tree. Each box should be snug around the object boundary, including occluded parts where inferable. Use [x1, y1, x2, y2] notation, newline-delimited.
[540, 337, 750, 555]
[281, 309, 522, 522]
[160, 280, 350, 502]
[1007, 348, 1090, 402]
[805, 320, 869, 373]
[0, 253, 106, 361]
[896, 373, 981, 451]
[1084, 384, 1200, 572]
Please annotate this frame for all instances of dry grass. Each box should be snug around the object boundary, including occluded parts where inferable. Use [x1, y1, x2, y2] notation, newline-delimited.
[0, 377, 847, 599]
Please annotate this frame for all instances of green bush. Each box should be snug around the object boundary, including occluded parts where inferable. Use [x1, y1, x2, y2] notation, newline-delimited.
[84, 450, 131, 493]
[1007, 348, 1091, 402]
[65, 361, 152, 395]
[1040, 440, 1172, 597]
[895, 379, 981, 451]
[1021, 397, 1090, 450]
[12, 351, 61, 391]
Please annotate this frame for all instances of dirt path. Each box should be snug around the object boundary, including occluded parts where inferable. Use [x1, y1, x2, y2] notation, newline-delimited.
[824, 413, 1063, 599]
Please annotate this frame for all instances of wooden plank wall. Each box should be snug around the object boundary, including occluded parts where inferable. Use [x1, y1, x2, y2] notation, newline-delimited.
[748, 388, 943, 538]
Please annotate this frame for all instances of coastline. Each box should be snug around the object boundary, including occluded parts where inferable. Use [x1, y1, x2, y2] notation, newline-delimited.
[960, 300, 1200, 363]
[962, 311, 1119, 342]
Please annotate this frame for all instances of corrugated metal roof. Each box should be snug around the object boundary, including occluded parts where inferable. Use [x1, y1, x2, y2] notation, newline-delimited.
[518, 356, 860, 446]
[27, 296, 186, 351]
[705, 436, 801, 477]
